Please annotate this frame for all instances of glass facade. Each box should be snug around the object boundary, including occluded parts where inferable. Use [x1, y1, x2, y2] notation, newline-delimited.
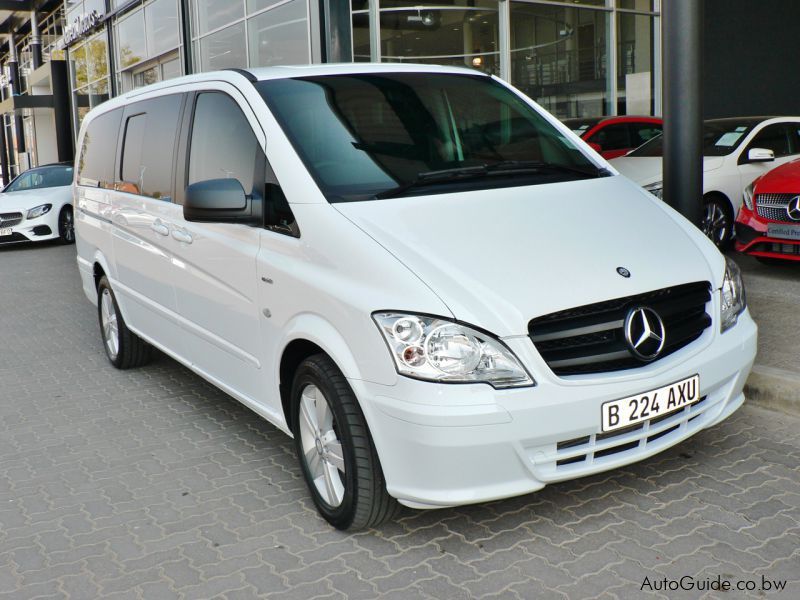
[190, 0, 311, 71]
[353, 0, 660, 119]
[114, 0, 183, 93]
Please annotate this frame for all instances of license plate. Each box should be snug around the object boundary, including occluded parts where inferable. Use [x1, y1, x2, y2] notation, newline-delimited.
[767, 222, 800, 241]
[601, 374, 700, 433]
[0, 227, 11, 237]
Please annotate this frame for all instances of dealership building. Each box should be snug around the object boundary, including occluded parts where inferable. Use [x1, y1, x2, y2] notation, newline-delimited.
[0, 0, 794, 183]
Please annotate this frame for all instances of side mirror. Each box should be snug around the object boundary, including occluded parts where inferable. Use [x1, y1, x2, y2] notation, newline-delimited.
[184, 178, 262, 225]
[747, 147, 775, 163]
[588, 142, 603, 153]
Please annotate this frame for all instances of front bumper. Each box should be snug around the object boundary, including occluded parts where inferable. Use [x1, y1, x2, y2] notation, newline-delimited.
[0, 209, 59, 244]
[352, 310, 757, 509]
[735, 208, 800, 261]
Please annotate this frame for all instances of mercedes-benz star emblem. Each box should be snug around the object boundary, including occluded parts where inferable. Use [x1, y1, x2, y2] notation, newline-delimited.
[786, 196, 800, 222]
[617, 267, 631, 278]
[624, 307, 666, 361]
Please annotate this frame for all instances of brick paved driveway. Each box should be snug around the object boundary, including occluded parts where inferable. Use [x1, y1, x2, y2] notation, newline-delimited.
[1, 242, 798, 599]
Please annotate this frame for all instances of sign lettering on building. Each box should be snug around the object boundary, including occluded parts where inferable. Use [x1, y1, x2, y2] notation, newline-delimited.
[62, 10, 102, 47]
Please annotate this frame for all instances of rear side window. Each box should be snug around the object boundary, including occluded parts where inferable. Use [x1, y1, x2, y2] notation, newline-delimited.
[630, 123, 662, 148]
[588, 124, 631, 151]
[78, 109, 123, 188]
[118, 94, 184, 200]
[188, 92, 260, 194]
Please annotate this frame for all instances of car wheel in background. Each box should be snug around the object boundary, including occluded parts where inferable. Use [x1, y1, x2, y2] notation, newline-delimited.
[58, 205, 75, 244]
[97, 276, 152, 369]
[701, 195, 734, 248]
[291, 354, 400, 530]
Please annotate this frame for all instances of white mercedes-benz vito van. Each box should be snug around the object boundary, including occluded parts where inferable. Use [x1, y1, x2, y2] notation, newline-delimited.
[75, 64, 756, 530]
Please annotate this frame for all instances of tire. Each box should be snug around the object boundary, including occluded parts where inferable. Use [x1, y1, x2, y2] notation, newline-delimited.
[97, 276, 152, 369]
[291, 354, 400, 530]
[701, 195, 734, 249]
[58, 205, 75, 245]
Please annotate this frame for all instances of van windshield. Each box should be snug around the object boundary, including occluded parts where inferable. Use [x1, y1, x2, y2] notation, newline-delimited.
[257, 73, 604, 202]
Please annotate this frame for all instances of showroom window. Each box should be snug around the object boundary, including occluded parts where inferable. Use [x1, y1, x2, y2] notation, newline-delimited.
[68, 30, 111, 135]
[190, 0, 311, 72]
[352, 0, 660, 120]
[114, 0, 183, 93]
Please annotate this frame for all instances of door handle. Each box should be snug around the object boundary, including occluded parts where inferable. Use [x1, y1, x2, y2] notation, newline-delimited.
[151, 219, 169, 236]
[171, 228, 193, 244]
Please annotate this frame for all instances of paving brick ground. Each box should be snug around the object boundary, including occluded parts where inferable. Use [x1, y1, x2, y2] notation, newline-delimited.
[1, 242, 799, 599]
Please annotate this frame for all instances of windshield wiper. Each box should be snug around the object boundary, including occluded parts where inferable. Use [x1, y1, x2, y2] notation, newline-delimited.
[374, 161, 611, 200]
[375, 166, 490, 199]
[485, 160, 612, 178]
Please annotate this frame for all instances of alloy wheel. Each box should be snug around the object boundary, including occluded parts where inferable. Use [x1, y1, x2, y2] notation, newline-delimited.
[297, 384, 346, 507]
[100, 288, 120, 360]
[701, 200, 729, 246]
[60, 208, 75, 243]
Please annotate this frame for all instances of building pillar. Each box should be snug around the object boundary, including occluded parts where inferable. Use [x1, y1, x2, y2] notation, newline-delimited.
[321, 0, 353, 61]
[661, 0, 703, 226]
[30, 9, 42, 69]
[7, 34, 26, 156]
[0, 120, 9, 186]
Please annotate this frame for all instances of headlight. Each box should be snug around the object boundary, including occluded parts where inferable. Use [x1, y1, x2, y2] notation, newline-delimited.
[373, 312, 534, 388]
[742, 182, 754, 211]
[27, 204, 52, 219]
[720, 257, 746, 333]
[643, 181, 663, 200]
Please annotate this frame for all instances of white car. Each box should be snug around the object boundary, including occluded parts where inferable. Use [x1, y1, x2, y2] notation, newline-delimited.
[0, 163, 75, 245]
[610, 117, 800, 246]
[74, 65, 756, 530]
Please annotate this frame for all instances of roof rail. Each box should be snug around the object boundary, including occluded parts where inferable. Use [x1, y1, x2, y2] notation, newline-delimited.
[224, 68, 257, 83]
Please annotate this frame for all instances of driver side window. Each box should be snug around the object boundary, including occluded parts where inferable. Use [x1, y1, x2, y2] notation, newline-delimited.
[748, 124, 794, 158]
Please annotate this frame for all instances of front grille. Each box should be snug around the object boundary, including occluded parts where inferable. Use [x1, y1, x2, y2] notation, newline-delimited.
[751, 242, 800, 256]
[554, 396, 708, 469]
[0, 211, 23, 228]
[529, 282, 712, 376]
[756, 193, 797, 221]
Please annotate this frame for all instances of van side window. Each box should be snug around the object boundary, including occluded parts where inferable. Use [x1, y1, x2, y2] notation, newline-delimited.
[188, 92, 259, 194]
[78, 108, 123, 188]
[118, 94, 183, 200]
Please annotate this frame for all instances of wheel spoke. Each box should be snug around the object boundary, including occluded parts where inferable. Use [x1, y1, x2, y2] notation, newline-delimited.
[325, 440, 345, 472]
[299, 393, 318, 432]
[321, 461, 342, 505]
[315, 394, 331, 430]
[304, 446, 322, 478]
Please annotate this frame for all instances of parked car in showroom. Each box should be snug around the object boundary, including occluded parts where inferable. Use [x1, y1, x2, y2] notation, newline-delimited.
[0, 162, 75, 245]
[736, 157, 800, 262]
[610, 117, 800, 247]
[75, 65, 756, 530]
[563, 115, 663, 160]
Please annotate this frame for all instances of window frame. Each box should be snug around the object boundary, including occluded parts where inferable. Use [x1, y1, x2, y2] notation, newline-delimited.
[174, 87, 298, 237]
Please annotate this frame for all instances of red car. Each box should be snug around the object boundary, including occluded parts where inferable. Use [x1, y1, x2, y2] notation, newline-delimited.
[563, 115, 663, 160]
[735, 158, 800, 263]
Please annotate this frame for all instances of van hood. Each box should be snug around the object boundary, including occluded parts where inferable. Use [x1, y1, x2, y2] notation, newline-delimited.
[335, 175, 719, 336]
[610, 156, 726, 187]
